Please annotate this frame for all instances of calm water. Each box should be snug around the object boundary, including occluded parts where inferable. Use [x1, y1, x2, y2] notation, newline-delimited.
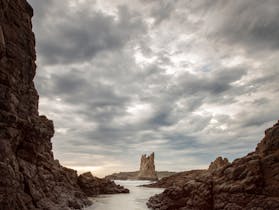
[84, 180, 164, 210]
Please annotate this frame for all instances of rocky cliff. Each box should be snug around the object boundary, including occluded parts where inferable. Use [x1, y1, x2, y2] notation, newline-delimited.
[0, 1, 127, 209]
[138, 152, 158, 180]
[147, 121, 279, 210]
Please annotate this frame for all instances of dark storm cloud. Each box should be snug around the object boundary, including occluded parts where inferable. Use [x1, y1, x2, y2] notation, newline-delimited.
[204, 0, 279, 53]
[38, 69, 131, 124]
[30, 2, 146, 65]
[53, 71, 88, 95]
[149, 112, 173, 126]
[150, 0, 178, 24]
[28, 0, 54, 21]
[237, 104, 279, 128]
[171, 67, 247, 99]
[250, 68, 279, 90]
[122, 67, 247, 131]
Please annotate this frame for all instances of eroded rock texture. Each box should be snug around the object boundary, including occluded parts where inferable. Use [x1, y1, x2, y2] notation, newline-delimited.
[138, 152, 158, 181]
[147, 121, 279, 210]
[0, 1, 92, 209]
[208, 156, 229, 172]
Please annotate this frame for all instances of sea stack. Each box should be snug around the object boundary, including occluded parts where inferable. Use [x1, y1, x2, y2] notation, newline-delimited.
[138, 152, 158, 181]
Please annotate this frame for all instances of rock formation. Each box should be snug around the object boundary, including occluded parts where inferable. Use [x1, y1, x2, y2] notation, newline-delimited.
[147, 121, 279, 210]
[78, 172, 129, 196]
[138, 152, 158, 180]
[208, 156, 229, 172]
[105, 153, 169, 181]
[144, 170, 206, 189]
[0, 1, 127, 209]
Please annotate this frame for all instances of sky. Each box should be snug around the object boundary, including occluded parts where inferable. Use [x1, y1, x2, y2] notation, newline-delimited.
[27, 0, 279, 177]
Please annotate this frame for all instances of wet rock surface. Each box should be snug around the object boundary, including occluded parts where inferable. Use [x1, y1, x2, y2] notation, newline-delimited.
[0, 1, 126, 209]
[147, 121, 279, 210]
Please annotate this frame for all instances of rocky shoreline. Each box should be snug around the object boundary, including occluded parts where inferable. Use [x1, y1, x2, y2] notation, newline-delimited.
[0, 1, 127, 209]
[78, 172, 129, 197]
[146, 121, 279, 210]
[1, 1, 278, 210]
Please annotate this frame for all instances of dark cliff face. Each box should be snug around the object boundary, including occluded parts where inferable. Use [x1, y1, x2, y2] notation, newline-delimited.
[0, 1, 91, 209]
[147, 121, 279, 210]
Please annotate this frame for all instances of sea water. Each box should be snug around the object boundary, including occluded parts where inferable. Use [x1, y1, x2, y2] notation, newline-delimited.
[84, 180, 164, 210]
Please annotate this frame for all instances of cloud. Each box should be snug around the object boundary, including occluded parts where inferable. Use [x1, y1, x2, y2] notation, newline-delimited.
[202, 0, 279, 53]
[28, 0, 279, 177]
[150, 0, 178, 24]
[29, 1, 146, 65]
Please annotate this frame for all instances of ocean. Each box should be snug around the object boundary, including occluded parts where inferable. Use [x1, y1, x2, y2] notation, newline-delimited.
[84, 180, 164, 210]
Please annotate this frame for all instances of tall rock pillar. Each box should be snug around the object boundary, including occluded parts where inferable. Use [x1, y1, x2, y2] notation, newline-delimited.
[138, 152, 158, 180]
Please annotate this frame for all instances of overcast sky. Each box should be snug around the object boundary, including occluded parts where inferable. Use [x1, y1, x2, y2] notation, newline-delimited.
[28, 0, 279, 177]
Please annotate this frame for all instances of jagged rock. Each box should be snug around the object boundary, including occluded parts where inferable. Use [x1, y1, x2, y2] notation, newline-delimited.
[78, 172, 129, 196]
[0, 1, 126, 209]
[138, 152, 158, 180]
[208, 156, 229, 172]
[147, 121, 279, 210]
